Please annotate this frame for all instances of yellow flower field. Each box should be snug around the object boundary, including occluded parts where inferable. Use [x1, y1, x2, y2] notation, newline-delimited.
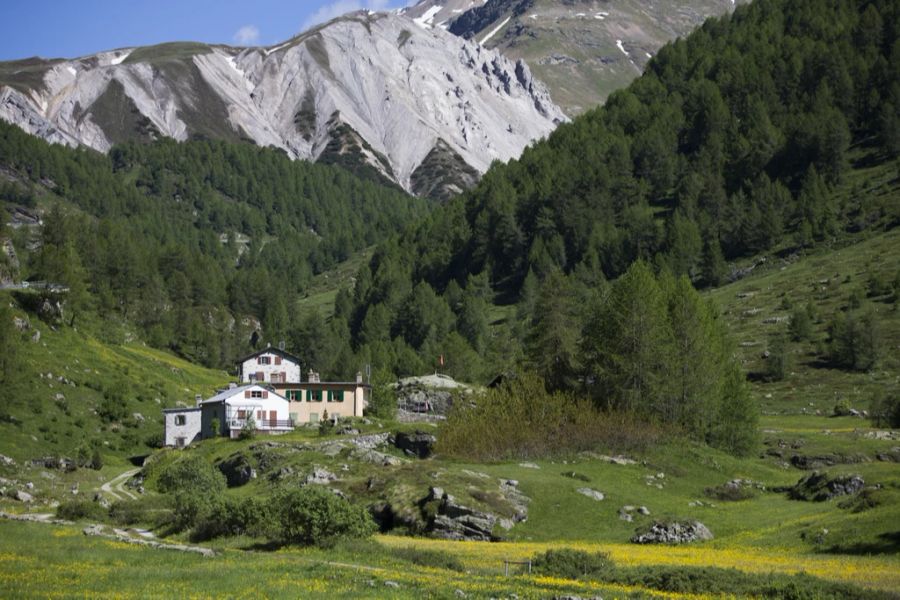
[376, 535, 900, 592]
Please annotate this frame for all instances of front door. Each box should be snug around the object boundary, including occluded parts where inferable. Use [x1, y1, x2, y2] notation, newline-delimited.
[269, 410, 277, 427]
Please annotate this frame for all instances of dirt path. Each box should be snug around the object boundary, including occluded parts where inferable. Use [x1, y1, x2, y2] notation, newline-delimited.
[99, 468, 140, 501]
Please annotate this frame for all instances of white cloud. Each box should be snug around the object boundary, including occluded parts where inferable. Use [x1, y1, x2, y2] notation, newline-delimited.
[233, 25, 260, 45]
[301, 0, 414, 32]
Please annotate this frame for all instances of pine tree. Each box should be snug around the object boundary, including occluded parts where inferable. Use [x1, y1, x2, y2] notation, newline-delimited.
[526, 269, 580, 391]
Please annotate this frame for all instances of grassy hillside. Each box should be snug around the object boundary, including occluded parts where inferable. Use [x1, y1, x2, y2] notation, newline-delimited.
[0, 290, 229, 464]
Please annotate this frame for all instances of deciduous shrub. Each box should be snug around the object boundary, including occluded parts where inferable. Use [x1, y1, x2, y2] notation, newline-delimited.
[437, 373, 664, 461]
[191, 497, 270, 541]
[269, 485, 376, 547]
[531, 548, 614, 580]
[56, 500, 108, 522]
[156, 455, 226, 494]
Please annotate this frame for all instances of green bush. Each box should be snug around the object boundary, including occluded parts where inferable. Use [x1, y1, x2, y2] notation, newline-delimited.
[870, 388, 900, 428]
[157, 455, 226, 494]
[191, 497, 270, 541]
[438, 373, 664, 461]
[531, 548, 614, 580]
[171, 490, 224, 533]
[269, 485, 376, 547]
[389, 546, 465, 572]
[109, 496, 173, 528]
[57, 500, 109, 522]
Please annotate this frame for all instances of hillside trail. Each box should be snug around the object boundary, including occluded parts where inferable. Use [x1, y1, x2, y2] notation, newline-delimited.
[99, 467, 140, 501]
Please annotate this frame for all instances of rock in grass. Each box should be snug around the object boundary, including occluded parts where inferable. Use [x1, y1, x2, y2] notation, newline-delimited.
[577, 488, 605, 501]
[631, 520, 713, 544]
[788, 471, 865, 501]
[14, 490, 33, 503]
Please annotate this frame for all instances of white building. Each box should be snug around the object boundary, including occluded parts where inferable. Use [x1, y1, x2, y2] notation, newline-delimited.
[236, 346, 302, 384]
[164, 384, 293, 446]
[199, 383, 293, 439]
[163, 406, 202, 447]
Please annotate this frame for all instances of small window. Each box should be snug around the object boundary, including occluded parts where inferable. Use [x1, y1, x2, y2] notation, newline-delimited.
[306, 389, 323, 402]
[331, 390, 344, 403]
[258, 356, 271, 365]
[251, 390, 264, 398]
[174, 415, 186, 426]
[175, 437, 186, 448]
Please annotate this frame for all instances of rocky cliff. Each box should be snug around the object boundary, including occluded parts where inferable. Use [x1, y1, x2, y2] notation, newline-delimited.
[0, 11, 565, 200]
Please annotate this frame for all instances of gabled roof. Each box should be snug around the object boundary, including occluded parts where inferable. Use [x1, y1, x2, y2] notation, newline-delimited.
[199, 384, 287, 405]
[236, 346, 302, 366]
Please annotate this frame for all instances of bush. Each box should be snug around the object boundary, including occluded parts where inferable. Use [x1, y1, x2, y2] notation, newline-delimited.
[390, 546, 465, 572]
[870, 389, 900, 428]
[531, 548, 614, 580]
[269, 486, 376, 547]
[828, 308, 881, 371]
[109, 496, 173, 528]
[438, 373, 664, 461]
[764, 334, 792, 381]
[191, 497, 270, 541]
[157, 455, 227, 494]
[171, 490, 224, 533]
[57, 500, 108, 522]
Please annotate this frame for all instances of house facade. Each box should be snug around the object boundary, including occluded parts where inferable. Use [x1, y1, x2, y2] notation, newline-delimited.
[199, 384, 293, 439]
[163, 406, 202, 447]
[236, 347, 302, 384]
[274, 370, 370, 424]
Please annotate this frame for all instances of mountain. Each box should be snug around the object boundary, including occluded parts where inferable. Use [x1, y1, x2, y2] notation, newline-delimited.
[0, 11, 565, 201]
[406, 0, 745, 115]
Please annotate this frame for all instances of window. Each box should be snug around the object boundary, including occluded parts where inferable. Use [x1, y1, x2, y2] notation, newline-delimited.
[306, 389, 323, 402]
[258, 356, 271, 365]
[175, 437, 186, 448]
[174, 415, 186, 426]
[327, 390, 344, 402]
[251, 390, 264, 398]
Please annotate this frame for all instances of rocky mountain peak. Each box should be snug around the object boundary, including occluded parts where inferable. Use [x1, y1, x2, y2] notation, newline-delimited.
[0, 9, 565, 200]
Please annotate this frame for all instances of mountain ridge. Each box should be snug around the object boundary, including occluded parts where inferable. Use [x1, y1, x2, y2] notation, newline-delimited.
[0, 10, 565, 200]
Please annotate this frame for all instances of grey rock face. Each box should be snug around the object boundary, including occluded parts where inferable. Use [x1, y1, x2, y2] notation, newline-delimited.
[631, 520, 713, 544]
[217, 453, 257, 487]
[788, 471, 865, 502]
[576, 488, 605, 502]
[392, 431, 436, 458]
[306, 467, 338, 485]
[0, 12, 565, 197]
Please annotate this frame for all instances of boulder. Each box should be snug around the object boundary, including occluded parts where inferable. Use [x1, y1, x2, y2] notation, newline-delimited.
[576, 488, 605, 502]
[306, 467, 338, 485]
[392, 431, 436, 458]
[425, 487, 497, 541]
[349, 433, 390, 450]
[353, 449, 402, 466]
[217, 453, 256, 487]
[631, 520, 713, 544]
[31, 456, 76, 472]
[788, 471, 865, 502]
[0, 454, 16, 467]
[14, 490, 34, 503]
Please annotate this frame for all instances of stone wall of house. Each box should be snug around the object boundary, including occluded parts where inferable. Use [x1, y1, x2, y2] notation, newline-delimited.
[164, 409, 202, 447]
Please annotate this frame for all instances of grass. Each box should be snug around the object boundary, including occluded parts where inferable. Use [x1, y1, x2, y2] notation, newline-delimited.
[0, 291, 228, 465]
[709, 227, 900, 416]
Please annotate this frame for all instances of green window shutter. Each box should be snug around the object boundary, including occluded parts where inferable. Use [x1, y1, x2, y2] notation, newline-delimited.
[327, 390, 333, 402]
[306, 389, 311, 402]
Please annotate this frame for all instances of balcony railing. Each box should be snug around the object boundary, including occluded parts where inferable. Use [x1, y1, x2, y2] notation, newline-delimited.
[228, 418, 294, 430]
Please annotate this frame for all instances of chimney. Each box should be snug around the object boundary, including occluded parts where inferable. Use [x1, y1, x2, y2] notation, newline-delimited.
[279, 340, 285, 351]
[195, 394, 203, 407]
[229, 382, 237, 389]
[308, 369, 320, 383]
[356, 371, 363, 384]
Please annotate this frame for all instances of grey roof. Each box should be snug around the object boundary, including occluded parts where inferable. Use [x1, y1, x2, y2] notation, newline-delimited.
[199, 384, 287, 405]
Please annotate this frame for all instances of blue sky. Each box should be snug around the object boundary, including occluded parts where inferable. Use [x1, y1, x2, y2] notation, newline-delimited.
[0, 0, 417, 60]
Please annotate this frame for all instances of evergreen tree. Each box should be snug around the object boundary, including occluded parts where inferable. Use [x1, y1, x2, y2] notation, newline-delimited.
[526, 269, 580, 391]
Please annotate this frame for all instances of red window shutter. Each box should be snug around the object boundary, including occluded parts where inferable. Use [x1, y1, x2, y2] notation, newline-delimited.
[257, 357, 262, 364]
[244, 390, 251, 398]
[263, 391, 269, 399]
[275, 356, 282, 365]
